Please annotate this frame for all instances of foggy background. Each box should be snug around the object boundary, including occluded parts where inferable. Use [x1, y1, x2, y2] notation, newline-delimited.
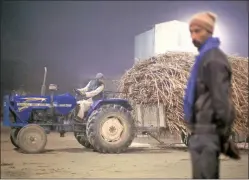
[1, 1, 248, 97]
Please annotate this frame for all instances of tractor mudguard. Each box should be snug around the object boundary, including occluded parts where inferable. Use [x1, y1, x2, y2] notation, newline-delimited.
[91, 99, 132, 112]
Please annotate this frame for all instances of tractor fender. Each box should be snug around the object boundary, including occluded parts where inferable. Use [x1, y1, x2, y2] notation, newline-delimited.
[92, 99, 132, 111]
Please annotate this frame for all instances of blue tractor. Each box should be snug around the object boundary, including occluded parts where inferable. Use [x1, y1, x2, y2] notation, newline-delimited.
[3, 68, 135, 154]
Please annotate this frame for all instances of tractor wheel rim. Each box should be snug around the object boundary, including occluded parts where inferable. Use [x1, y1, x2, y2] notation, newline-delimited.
[101, 117, 124, 142]
[23, 131, 43, 150]
[27, 133, 39, 144]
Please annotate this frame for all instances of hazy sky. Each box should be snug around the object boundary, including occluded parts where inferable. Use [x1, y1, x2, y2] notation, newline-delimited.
[1, 1, 248, 90]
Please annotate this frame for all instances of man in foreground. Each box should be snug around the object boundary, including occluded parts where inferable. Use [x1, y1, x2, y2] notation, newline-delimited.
[75, 73, 105, 121]
[183, 12, 239, 179]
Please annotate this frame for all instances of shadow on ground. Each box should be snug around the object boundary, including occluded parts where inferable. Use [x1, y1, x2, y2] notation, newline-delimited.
[11, 146, 190, 155]
[11, 145, 248, 156]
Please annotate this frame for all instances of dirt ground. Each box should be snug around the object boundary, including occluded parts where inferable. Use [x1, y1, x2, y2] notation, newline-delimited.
[1, 127, 248, 179]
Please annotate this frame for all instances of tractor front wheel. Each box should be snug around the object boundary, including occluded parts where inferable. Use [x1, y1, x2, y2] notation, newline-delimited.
[17, 124, 47, 154]
[86, 104, 135, 153]
[10, 128, 20, 149]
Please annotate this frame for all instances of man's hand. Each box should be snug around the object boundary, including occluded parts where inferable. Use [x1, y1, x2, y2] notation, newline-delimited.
[74, 88, 87, 98]
[80, 91, 86, 96]
[79, 91, 87, 99]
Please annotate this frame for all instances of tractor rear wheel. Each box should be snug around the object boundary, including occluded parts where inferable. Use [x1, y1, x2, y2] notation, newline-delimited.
[86, 104, 135, 153]
[10, 128, 20, 148]
[17, 124, 47, 154]
[74, 132, 93, 149]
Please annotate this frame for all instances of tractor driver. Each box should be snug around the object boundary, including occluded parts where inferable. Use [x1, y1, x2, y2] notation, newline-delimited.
[75, 73, 105, 121]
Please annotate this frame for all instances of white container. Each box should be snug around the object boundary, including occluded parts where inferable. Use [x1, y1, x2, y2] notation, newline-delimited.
[134, 20, 197, 61]
[134, 28, 155, 61]
[154, 20, 197, 54]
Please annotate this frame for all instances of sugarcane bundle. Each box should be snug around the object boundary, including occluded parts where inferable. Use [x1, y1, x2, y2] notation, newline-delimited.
[118, 52, 248, 134]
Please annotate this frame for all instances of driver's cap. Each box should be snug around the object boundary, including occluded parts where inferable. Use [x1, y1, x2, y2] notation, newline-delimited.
[96, 73, 104, 79]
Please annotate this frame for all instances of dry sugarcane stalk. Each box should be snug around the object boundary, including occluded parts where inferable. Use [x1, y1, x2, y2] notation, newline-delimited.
[117, 51, 248, 135]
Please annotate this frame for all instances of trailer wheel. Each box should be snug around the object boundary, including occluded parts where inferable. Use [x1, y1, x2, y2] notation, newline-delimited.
[230, 131, 238, 142]
[17, 124, 47, 154]
[74, 132, 93, 149]
[181, 131, 190, 147]
[10, 128, 20, 148]
[86, 104, 135, 153]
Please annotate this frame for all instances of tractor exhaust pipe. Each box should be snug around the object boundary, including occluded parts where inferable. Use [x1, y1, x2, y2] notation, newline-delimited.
[41, 67, 47, 95]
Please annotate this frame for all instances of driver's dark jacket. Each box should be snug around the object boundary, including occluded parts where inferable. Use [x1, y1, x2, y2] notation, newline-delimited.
[189, 48, 235, 136]
[87, 79, 104, 101]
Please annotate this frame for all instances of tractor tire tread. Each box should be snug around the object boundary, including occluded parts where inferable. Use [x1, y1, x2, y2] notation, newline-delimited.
[10, 128, 20, 149]
[74, 132, 93, 149]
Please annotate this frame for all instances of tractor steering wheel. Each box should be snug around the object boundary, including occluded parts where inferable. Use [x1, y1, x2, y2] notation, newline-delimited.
[73, 88, 87, 100]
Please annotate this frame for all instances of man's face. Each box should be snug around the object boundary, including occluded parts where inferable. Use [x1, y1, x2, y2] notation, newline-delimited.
[98, 77, 104, 83]
[190, 25, 210, 48]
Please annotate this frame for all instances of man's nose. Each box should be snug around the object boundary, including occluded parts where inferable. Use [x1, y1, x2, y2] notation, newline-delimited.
[191, 33, 197, 40]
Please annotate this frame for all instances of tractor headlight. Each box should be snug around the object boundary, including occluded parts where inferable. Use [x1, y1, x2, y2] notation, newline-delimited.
[49, 84, 58, 91]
